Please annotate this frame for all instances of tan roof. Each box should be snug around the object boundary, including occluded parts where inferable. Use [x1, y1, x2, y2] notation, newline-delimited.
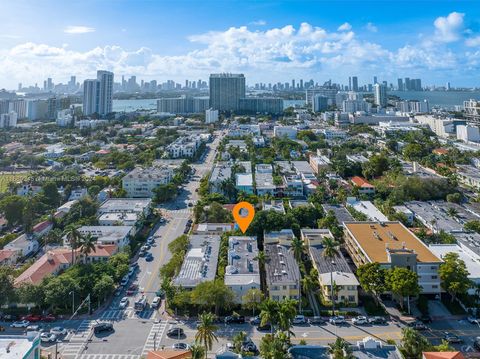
[344, 221, 441, 263]
[423, 352, 464, 359]
[147, 350, 191, 359]
[0, 249, 16, 262]
[14, 245, 117, 287]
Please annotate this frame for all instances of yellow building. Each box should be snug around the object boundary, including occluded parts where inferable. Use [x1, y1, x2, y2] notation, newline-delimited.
[264, 244, 300, 301]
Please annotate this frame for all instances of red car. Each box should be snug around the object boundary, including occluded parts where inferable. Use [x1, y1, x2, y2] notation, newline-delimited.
[126, 284, 138, 296]
[42, 314, 56, 322]
[22, 314, 42, 322]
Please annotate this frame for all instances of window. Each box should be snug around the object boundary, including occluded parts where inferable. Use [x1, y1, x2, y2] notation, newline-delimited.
[432, 285, 438, 289]
[348, 295, 355, 302]
[431, 276, 437, 279]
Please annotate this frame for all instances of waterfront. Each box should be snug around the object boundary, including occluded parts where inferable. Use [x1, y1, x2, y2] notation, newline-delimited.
[391, 90, 480, 108]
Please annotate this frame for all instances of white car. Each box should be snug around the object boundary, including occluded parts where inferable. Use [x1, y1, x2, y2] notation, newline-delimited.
[293, 315, 306, 324]
[11, 320, 30, 328]
[329, 316, 346, 325]
[41, 333, 58, 343]
[120, 276, 129, 286]
[352, 316, 369, 325]
[119, 297, 129, 309]
[151, 296, 161, 309]
[50, 327, 67, 336]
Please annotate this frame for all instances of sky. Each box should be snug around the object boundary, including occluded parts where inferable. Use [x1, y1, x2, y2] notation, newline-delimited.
[1, 0, 480, 89]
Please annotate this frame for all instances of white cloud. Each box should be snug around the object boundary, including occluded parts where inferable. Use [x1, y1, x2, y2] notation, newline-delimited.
[433, 12, 464, 42]
[64, 26, 95, 34]
[250, 20, 266, 26]
[466, 36, 480, 47]
[365, 22, 378, 33]
[337, 22, 352, 31]
[0, 15, 479, 88]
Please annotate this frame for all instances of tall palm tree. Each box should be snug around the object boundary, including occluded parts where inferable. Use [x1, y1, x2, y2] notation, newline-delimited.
[322, 236, 340, 314]
[290, 237, 305, 263]
[79, 233, 96, 261]
[195, 312, 218, 359]
[189, 343, 205, 359]
[64, 226, 81, 265]
[232, 331, 247, 353]
[254, 250, 268, 266]
[328, 337, 353, 359]
[278, 299, 297, 339]
[260, 299, 279, 334]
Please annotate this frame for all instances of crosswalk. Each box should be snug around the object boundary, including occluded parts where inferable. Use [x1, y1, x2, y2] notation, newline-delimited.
[61, 320, 96, 358]
[76, 355, 140, 359]
[141, 321, 168, 356]
[100, 309, 157, 321]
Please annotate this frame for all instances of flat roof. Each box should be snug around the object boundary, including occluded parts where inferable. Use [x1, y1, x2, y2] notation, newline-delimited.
[236, 173, 253, 186]
[99, 198, 151, 213]
[173, 234, 220, 288]
[265, 244, 300, 285]
[322, 204, 355, 224]
[348, 200, 388, 222]
[429, 244, 480, 279]
[224, 236, 260, 286]
[0, 333, 39, 358]
[405, 201, 465, 232]
[344, 221, 441, 263]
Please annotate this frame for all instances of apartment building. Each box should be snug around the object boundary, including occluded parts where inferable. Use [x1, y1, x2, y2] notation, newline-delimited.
[264, 229, 296, 246]
[224, 236, 261, 304]
[166, 135, 203, 158]
[122, 167, 173, 198]
[265, 243, 301, 301]
[344, 221, 442, 294]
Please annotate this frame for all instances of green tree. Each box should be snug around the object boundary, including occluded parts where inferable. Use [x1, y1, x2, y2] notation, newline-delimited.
[232, 331, 247, 354]
[433, 340, 454, 352]
[362, 153, 390, 179]
[278, 299, 298, 339]
[17, 283, 45, 308]
[260, 299, 280, 334]
[290, 237, 305, 263]
[64, 226, 81, 265]
[190, 343, 206, 359]
[44, 275, 78, 310]
[195, 312, 218, 359]
[242, 288, 264, 316]
[439, 252, 471, 302]
[465, 220, 480, 234]
[79, 233, 96, 260]
[356, 263, 387, 304]
[386, 267, 421, 313]
[399, 327, 431, 359]
[259, 333, 288, 359]
[0, 267, 15, 306]
[191, 280, 235, 316]
[93, 274, 115, 304]
[153, 183, 177, 203]
[328, 337, 354, 359]
[42, 181, 61, 207]
[0, 195, 26, 225]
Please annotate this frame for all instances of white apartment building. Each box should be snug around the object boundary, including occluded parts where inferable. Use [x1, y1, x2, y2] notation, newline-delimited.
[0, 111, 17, 128]
[415, 115, 455, 138]
[205, 108, 219, 124]
[273, 125, 297, 139]
[457, 125, 480, 143]
[122, 166, 173, 198]
[224, 236, 261, 304]
[166, 135, 203, 158]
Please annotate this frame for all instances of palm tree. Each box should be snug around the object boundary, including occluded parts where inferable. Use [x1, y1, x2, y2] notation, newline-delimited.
[290, 237, 305, 263]
[260, 299, 279, 334]
[79, 233, 96, 261]
[232, 331, 247, 353]
[64, 226, 81, 265]
[278, 299, 297, 339]
[195, 312, 218, 359]
[322, 236, 340, 314]
[328, 337, 353, 359]
[447, 207, 458, 218]
[189, 343, 205, 359]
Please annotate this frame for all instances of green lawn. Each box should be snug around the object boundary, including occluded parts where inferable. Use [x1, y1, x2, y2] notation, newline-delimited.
[0, 172, 30, 193]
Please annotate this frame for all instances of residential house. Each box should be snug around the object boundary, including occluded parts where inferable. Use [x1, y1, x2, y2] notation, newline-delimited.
[350, 176, 375, 195]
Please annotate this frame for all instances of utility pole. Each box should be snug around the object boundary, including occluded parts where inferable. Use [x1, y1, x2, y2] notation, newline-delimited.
[153, 332, 157, 351]
[69, 291, 75, 316]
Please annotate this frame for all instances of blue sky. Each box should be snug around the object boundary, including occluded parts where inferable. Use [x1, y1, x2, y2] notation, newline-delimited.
[1, 0, 480, 88]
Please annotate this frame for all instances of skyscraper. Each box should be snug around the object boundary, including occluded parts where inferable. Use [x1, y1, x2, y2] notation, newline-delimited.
[209, 73, 245, 111]
[374, 83, 387, 108]
[352, 76, 358, 92]
[373, 76, 378, 84]
[97, 70, 114, 115]
[397, 78, 404, 91]
[83, 79, 100, 116]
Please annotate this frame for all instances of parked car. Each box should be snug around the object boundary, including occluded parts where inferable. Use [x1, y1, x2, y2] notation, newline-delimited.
[22, 314, 42, 322]
[138, 249, 147, 257]
[141, 244, 151, 251]
[145, 253, 154, 261]
[50, 327, 67, 336]
[444, 332, 463, 343]
[408, 321, 427, 331]
[1, 314, 17, 321]
[172, 343, 190, 350]
[225, 315, 245, 324]
[119, 297, 129, 309]
[151, 297, 161, 309]
[126, 284, 138, 296]
[308, 316, 325, 325]
[40, 333, 57, 343]
[120, 276, 129, 286]
[368, 316, 387, 324]
[26, 324, 42, 332]
[11, 320, 30, 328]
[250, 316, 261, 325]
[257, 323, 272, 331]
[93, 322, 114, 334]
[352, 316, 369, 325]
[167, 328, 184, 337]
[293, 315, 307, 325]
[242, 341, 258, 353]
[329, 316, 346, 325]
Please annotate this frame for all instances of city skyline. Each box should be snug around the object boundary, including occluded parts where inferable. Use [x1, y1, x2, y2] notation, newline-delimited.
[1, 1, 480, 88]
